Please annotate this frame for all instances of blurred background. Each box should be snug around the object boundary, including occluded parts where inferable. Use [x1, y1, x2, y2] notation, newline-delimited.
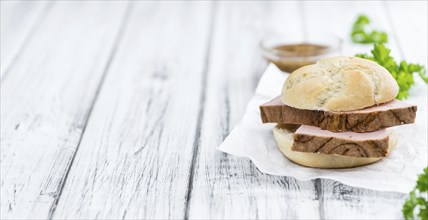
[2, 1, 427, 79]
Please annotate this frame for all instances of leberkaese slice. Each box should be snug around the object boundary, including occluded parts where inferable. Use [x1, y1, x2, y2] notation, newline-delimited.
[273, 124, 397, 168]
[293, 125, 389, 157]
[260, 96, 417, 133]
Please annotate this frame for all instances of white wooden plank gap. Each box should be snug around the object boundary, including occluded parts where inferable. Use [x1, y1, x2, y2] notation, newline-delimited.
[0, 1, 50, 80]
[184, 2, 218, 219]
[187, 2, 320, 219]
[0, 2, 130, 219]
[303, 1, 408, 219]
[52, 2, 214, 219]
[47, 2, 133, 219]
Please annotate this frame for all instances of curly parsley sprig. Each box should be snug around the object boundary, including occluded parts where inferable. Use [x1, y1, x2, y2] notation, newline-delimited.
[351, 15, 388, 44]
[402, 167, 428, 220]
[356, 43, 427, 100]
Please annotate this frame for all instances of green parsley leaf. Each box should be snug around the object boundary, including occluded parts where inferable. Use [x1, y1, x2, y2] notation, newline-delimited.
[351, 15, 388, 44]
[356, 43, 427, 100]
[402, 168, 428, 220]
[403, 191, 418, 220]
[417, 167, 428, 192]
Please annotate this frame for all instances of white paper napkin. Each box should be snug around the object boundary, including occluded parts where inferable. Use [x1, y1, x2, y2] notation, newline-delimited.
[218, 64, 428, 193]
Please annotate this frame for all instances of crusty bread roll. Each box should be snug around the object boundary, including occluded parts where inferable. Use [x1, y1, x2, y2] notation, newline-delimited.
[273, 125, 397, 168]
[281, 56, 399, 111]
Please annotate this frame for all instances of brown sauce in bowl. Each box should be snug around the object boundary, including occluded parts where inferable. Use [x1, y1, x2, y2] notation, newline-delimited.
[268, 43, 328, 73]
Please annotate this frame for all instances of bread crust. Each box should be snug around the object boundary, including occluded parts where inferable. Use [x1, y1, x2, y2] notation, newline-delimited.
[281, 56, 399, 111]
[273, 126, 397, 168]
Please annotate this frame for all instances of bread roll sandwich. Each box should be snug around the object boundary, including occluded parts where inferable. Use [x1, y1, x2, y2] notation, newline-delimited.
[260, 56, 417, 168]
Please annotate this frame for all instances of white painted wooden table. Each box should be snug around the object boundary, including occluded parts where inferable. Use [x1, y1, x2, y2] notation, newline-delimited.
[1, 1, 426, 219]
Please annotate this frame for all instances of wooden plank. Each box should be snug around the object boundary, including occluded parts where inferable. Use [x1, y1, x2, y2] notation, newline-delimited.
[0, 2, 129, 219]
[303, 1, 408, 219]
[319, 179, 406, 219]
[52, 2, 214, 219]
[386, 1, 427, 64]
[186, 2, 320, 219]
[0, 1, 49, 79]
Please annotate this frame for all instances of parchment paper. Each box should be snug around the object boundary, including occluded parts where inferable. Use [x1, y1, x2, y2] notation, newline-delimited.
[218, 64, 428, 193]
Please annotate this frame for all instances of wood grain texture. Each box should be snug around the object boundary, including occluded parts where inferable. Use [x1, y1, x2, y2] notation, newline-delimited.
[0, 1, 49, 79]
[1, 1, 425, 219]
[304, 1, 408, 219]
[0, 2, 129, 218]
[318, 179, 406, 219]
[187, 2, 320, 219]
[52, 2, 214, 219]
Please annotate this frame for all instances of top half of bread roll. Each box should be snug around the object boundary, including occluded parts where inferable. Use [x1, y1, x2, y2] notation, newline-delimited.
[281, 56, 399, 112]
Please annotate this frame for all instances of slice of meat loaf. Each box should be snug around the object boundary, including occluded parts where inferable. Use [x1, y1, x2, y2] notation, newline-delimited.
[292, 125, 390, 158]
[260, 96, 417, 132]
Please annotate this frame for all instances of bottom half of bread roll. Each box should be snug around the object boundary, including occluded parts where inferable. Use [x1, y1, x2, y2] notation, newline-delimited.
[273, 125, 397, 169]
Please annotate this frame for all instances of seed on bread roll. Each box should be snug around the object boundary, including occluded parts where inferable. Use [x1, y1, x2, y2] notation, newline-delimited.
[272, 125, 397, 169]
[281, 56, 399, 111]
